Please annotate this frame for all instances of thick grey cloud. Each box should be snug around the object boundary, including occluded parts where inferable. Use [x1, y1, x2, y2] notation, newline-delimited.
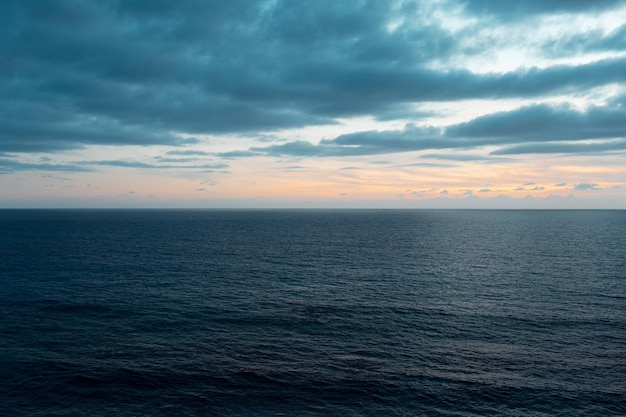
[226, 99, 626, 157]
[2, 0, 626, 154]
[0, 105, 195, 152]
[448, 101, 626, 142]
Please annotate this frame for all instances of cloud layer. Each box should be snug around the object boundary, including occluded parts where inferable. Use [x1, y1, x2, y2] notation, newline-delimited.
[2, 0, 626, 157]
[221, 99, 626, 157]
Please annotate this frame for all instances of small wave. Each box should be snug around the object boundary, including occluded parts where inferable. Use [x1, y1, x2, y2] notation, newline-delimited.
[598, 293, 625, 299]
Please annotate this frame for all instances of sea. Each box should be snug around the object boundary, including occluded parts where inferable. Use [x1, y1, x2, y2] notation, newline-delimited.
[1, 209, 624, 416]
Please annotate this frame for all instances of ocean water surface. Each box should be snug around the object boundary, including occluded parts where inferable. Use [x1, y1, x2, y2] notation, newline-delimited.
[1, 209, 625, 416]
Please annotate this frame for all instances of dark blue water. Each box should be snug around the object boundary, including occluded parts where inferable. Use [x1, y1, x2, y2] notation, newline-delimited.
[1, 209, 625, 416]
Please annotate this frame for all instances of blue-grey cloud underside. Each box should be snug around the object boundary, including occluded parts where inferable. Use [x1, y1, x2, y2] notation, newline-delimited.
[0, 158, 91, 174]
[85, 160, 229, 170]
[461, 0, 625, 19]
[1, 0, 626, 154]
[224, 100, 626, 157]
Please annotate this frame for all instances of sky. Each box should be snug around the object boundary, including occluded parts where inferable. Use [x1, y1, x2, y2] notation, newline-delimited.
[1, 0, 625, 208]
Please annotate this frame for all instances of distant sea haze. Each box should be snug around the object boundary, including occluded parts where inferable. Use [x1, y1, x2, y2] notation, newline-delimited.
[1, 209, 625, 416]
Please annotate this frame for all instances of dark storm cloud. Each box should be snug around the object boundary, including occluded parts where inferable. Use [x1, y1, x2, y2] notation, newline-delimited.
[2, 0, 626, 154]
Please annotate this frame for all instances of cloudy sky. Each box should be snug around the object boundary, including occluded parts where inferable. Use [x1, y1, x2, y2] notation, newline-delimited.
[2, 0, 625, 208]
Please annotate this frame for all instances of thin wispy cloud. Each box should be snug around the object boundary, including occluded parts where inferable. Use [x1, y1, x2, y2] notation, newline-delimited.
[0, 158, 92, 174]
